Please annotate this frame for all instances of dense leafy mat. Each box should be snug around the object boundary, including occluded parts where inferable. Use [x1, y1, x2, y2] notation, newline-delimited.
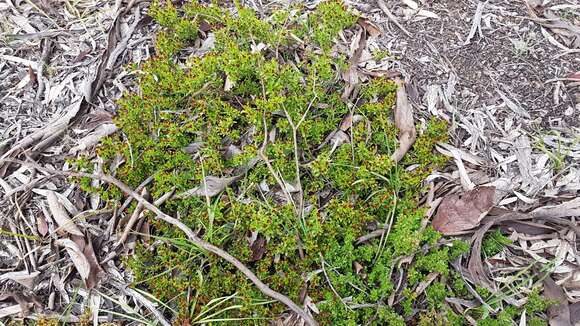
[85, 1, 552, 325]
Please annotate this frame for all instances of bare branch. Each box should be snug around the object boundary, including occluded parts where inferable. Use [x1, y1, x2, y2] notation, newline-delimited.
[1, 158, 318, 326]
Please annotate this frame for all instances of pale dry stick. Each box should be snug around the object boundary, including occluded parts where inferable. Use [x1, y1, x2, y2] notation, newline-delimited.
[283, 98, 316, 229]
[1, 159, 318, 326]
[377, 0, 412, 37]
[319, 253, 351, 310]
[12, 198, 38, 270]
[115, 188, 147, 246]
[258, 115, 298, 213]
[116, 175, 154, 220]
[464, 1, 486, 45]
[35, 39, 52, 103]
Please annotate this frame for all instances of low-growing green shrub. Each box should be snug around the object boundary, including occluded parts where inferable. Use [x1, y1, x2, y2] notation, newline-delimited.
[90, 0, 548, 324]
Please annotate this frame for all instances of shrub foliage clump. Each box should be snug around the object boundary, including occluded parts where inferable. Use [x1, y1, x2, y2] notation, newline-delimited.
[95, 0, 483, 324]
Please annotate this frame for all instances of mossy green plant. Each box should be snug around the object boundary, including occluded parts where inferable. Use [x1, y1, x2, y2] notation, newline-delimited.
[482, 229, 513, 257]
[88, 0, 546, 324]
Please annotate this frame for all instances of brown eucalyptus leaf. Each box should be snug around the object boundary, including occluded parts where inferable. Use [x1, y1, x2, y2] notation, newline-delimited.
[46, 191, 83, 236]
[391, 78, 417, 163]
[83, 237, 105, 289]
[36, 215, 48, 236]
[543, 276, 571, 326]
[358, 18, 381, 38]
[250, 235, 267, 262]
[27, 65, 36, 85]
[341, 26, 367, 100]
[432, 186, 495, 235]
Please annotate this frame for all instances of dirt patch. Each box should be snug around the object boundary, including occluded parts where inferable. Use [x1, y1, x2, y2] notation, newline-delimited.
[356, 0, 579, 129]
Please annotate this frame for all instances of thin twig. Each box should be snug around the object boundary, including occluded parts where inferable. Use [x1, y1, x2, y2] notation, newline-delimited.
[35, 39, 52, 103]
[116, 188, 147, 246]
[319, 254, 350, 310]
[284, 108, 305, 229]
[258, 114, 298, 213]
[2, 158, 318, 326]
[283, 97, 316, 231]
[377, 0, 412, 37]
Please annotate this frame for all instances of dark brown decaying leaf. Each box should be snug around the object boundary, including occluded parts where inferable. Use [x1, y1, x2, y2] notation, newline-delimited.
[543, 276, 571, 326]
[250, 235, 267, 262]
[27, 65, 37, 86]
[83, 236, 105, 289]
[357, 18, 381, 38]
[432, 186, 496, 235]
[341, 26, 367, 100]
[390, 77, 417, 163]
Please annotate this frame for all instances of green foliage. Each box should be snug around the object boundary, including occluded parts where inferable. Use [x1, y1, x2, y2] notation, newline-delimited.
[303, 1, 358, 51]
[95, 0, 463, 324]
[482, 229, 513, 257]
[525, 287, 553, 314]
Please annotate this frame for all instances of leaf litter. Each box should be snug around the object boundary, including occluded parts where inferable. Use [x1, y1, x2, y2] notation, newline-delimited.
[1, 0, 579, 324]
[351, 0, 580, 323]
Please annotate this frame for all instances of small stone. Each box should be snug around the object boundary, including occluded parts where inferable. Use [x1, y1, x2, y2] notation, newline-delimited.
[565, 106, 574, 116]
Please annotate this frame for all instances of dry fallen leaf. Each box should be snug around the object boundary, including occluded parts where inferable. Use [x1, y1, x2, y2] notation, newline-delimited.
[357, 18, 381, 38]
[250, 234, 267, 262]
[177, 175, 241, 198]
[341, 26, 366, 100]
[36, 215, 49, 237]
[432, 186, 495, 235]
[83, 237, 105, 289]
[532, 197, 580, 219]
[544, 276, 571, 326]
[46, 191, 83, 236]
[0, 271, 40, 289]
[0, 304, 23, 319]
[55, 238, 91, 282]
[468, 212, 529, 288]
[391, 77, 417, 163]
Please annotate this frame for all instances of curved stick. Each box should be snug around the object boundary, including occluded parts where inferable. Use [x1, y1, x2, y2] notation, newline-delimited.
[2, 159, 318, 326]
